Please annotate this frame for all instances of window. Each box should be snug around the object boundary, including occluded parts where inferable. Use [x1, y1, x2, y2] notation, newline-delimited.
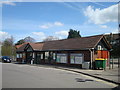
[53, 53, 56, 59]
[70, 54, 83, 64]
[22, 53, 25, 59]
[17, 54, 19, 58]
[98, 45, 102, 50]
[45, 52, 49, 59]
[56, 54, 67, 63]
[41, 53, 43, 59]
[19, 53, 22, 58]
[23, 53, 25, 57]
[33, 53, 35, 58]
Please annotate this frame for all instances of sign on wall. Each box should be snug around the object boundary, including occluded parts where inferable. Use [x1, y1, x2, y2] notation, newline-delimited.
[70, 54, 83, 64]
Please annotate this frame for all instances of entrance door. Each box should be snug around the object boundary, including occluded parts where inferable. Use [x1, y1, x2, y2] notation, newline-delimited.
[26, 52, 33, 64]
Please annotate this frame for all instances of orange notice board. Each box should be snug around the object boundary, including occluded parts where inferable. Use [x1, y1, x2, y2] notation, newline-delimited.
[97, 50, 109, 59]
[102, 51, 108, 59]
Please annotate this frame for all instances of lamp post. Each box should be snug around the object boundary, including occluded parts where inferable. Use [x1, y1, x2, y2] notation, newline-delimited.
[118, 1, 120, 68]
[0, 42, 1, 57]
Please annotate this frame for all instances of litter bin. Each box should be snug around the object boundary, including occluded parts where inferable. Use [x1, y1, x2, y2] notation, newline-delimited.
[95, 58, 106, 69]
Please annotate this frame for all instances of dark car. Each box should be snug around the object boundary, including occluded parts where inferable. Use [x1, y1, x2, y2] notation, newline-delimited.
[2, 56, 11, 63]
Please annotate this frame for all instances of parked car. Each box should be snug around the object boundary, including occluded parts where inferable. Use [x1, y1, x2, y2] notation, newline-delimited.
[2, 56, 11, 63]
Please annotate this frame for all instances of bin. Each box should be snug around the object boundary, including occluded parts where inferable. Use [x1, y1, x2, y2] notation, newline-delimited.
[95, 58, 106, 69]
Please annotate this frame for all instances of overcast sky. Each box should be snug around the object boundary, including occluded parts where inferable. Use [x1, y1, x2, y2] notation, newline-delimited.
[0, 1, 119, 42]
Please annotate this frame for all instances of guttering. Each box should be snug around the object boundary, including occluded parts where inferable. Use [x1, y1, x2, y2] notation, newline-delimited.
[33, 48, 91, 52]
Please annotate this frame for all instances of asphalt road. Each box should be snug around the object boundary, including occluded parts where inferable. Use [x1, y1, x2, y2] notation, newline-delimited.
[2, 63, 118, 88]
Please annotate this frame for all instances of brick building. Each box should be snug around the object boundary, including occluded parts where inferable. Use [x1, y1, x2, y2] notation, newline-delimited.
[16, 35, 111, 69]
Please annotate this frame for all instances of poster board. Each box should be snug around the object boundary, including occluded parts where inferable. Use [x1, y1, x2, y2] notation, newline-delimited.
[70, 54, 83, 64]
[75, 56, 83, 64]
[57, 54, 67, 63]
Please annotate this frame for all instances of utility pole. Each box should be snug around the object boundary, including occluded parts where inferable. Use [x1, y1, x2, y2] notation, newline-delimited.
[0, 42, 1, 57]
[118, 1, 120, 69]
[110, 33, 114, 69]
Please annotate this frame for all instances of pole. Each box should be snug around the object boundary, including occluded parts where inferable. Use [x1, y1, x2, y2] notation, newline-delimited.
[118, 58, 120, 68]
[0, 43, 1, 62]
[109, 51, 111, 69]
[112, 58, 113, 69]
[89, 49, 92, 69]
[0, 43, 1, 57]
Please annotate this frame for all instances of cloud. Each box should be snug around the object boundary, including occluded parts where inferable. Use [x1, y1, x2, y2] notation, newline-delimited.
[0, 31, 11, 41]
[55, 30, 68, 39]
[54, 22, 64, 26]
[0, 1, 16, 6]
[84, 4, 118, 24]
[32, 32, 46, 41]
[100, 25, 108, 29]
[39, 23, 52, 29]
[39, 22, 64, 29]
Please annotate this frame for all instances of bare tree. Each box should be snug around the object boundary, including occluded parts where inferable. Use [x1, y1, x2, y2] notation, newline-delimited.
[3, 36, 14, 46]
[24, 36, 35, 43]
[1, 36, 15, 58]
[43, 36, 59, 42]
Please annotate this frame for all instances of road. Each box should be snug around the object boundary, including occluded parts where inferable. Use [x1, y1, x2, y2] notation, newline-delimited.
[2, 63, 118, 88]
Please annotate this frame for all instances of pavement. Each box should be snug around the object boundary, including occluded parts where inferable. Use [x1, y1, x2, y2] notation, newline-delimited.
[27, 63, 120, 85]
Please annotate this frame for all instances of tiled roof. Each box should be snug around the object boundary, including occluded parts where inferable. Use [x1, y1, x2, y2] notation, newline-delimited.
[16, 43, 28, 52]
[29, 43, 44, 51]
[16, 35, 111, 52]
[15, 42, 29, 49]
[42, 35, 103, 51]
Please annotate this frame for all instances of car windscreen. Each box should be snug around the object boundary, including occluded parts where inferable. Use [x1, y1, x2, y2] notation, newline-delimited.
[2, 56, 10, 59]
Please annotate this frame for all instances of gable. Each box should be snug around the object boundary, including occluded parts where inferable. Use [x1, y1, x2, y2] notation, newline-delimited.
[95, 36, 111, 50]
[24, 44, 33, 52]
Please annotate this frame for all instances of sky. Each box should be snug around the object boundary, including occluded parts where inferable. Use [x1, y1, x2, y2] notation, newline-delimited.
[0, 1, 119, 43]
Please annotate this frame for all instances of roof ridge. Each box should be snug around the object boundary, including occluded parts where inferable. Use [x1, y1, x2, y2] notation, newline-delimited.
[37, 34, 104, 43]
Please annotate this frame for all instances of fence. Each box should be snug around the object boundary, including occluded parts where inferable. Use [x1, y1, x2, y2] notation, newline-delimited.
[109, 58, 120, 69]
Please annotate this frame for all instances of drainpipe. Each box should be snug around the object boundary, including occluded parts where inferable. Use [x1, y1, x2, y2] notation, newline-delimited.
[89, 48, 94, 69]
